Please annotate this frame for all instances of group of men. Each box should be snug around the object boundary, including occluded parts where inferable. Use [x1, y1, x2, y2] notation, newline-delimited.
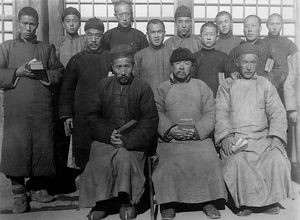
[0, 1, 297, 220]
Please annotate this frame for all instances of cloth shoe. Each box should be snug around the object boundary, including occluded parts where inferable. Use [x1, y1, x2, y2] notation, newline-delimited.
[87, 211, 108, 220]
[203, 204, 221, 219]
[236, 206, 252, 216]
[30, 189, 55, 203]
[161, 207, 176, 220]
[264, 204, 280, 215]
[119, 204, 137, 220]
[12, 184, 30, 214]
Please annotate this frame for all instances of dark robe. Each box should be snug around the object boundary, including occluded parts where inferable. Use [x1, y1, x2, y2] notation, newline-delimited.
[215, 31, 243, 55]
[59, 49, 110, 169]
[192, 47, 230, 97]
[79, 76, 158, 207]
[0, 37, 64, 177]
[102, 24, 149, 53]
[227, 38, 288, 89]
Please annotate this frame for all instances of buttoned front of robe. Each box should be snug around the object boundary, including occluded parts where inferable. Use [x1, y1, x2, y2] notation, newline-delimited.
[134, 45, 172, 96]
[0, 37, 63, 177]
[164, 34, 201, 53]
[215, 73, 293, 207]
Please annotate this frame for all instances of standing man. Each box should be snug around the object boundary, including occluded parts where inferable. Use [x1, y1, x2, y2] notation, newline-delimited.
[53, 7, 85, 67]
[193, 22, 230, 97]
[215, 43, 292, 216]
[50, 7, 85, 194]
[59, 18, 111, 170]
[164, 5, 201, 53]
[79, 44, 158, 220]
[153, 47, 227, 220]
[134, 19, 172, 96]
[101, 1, 148, 53]
[227, 15, 288, 89]
[0, 7, 64, 213]
[215, 11, 242, 55]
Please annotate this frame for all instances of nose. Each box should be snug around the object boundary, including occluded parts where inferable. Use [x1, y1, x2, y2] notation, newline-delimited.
[26, 24, 31, 31]
[154, 32, 159, 37]
[182, 21, 186, 28]
[70, 21, 74, 27]
[92, 35, 96, 42]
[247, 27, 252, 32]
[246, 63, 251, 70]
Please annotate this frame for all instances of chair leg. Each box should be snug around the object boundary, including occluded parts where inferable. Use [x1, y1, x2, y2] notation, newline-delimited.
[147, 157, 155, 220]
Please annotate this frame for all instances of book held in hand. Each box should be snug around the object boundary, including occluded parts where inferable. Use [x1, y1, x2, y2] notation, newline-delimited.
[26, 58, 44, 70]
[177, 118, 195, 132]
[232, 137, 248, 154]
[116, 119, 137, 134]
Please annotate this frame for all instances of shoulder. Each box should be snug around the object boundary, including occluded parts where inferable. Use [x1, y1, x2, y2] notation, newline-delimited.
[190, 78, 212, 91]
[0, 39, 15, 49]
[132, 28, 146, 37]
[157, 80, 172, 95]
[190, 35, 201, 41]
[219, 76, 235, 92]
[97, 76, 114, 91]
[135, 46, 148, 57]
[52, 36, 65, 47]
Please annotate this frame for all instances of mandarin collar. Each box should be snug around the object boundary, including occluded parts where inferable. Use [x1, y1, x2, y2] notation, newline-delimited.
[117, 24, 132, 32]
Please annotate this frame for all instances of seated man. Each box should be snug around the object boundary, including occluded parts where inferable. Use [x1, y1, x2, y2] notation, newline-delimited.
[152, 47, 227, 220]
[79, 44, 159, 220]
[215, 43, 293, 216]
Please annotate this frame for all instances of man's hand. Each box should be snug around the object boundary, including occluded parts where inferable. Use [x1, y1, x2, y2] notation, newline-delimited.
[64, 118, 73, 136]
[221, 136, 235, 156]
[288, 111, 298, 124]
[16, 63, 35, 78]
[169, 126, 190, 140]
[111, 130, 124, 148]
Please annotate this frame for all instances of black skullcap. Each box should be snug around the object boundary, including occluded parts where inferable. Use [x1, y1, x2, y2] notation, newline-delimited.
[62, 7, 81, 21]
[175, 5, 192, 18]
[235, 42, 261, 58]
[84, 17, 104, 32]
[170, 47, 195, 64]
[110, 44, 134, 61]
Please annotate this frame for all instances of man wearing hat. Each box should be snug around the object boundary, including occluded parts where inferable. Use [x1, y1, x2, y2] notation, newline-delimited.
[152, 47, 226, 219]
[101, 1, 148, 54]
[0, 7, 64, 213]
[164, 5, 201, 53]
[59, 18, 111, 170]
[50, 7, 85, 195]
[53, 7, 85, 68]
[79, 44, 158, 220]
[215, 43, 292, 216]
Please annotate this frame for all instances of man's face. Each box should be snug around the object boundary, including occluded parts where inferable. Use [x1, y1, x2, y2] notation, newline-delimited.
[237, 54, 258, 79]
[175, 17, 192, 37]
[63, 14, 80, 35]
[19, 15, 38, 41]
[147, 23, 165, 47]
[172, 60, 192, 81]
[216, 14, 232, 35]
[115, 4, 132, 28]
[85, 29, 103, 52]
[112, 57, 134, 84]
[267, 15, 282, 36]
[201, 26, 217, 48]
[244, 16, 261, 42]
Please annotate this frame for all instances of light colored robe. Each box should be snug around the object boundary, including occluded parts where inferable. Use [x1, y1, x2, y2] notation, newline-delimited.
[134, 45, 172, 96]
[215, 73, 293, 207]
[152, 77, 227, 204]
[52, 33, 85, 67]
[164, 34, 201, 53]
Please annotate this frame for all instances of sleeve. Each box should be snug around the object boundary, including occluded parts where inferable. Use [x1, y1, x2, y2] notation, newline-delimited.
[0, 41, 19, 89]
[194, 83, 215, 140]
[288, 40, 298, 57]
[43, 44, 64, 85]
[265, 82, 288, 144]
[222, 53, 231, 78]
[214, 80, 234, 144]
[86, 80, 117, 144]
[156, 84, 176, 140]
[59, 57, 78, 119]
[265, 42, 288, 88]
[51, 38, 61, 59]
[120, 84, 159, 151]
[284, 52, 298, 111]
